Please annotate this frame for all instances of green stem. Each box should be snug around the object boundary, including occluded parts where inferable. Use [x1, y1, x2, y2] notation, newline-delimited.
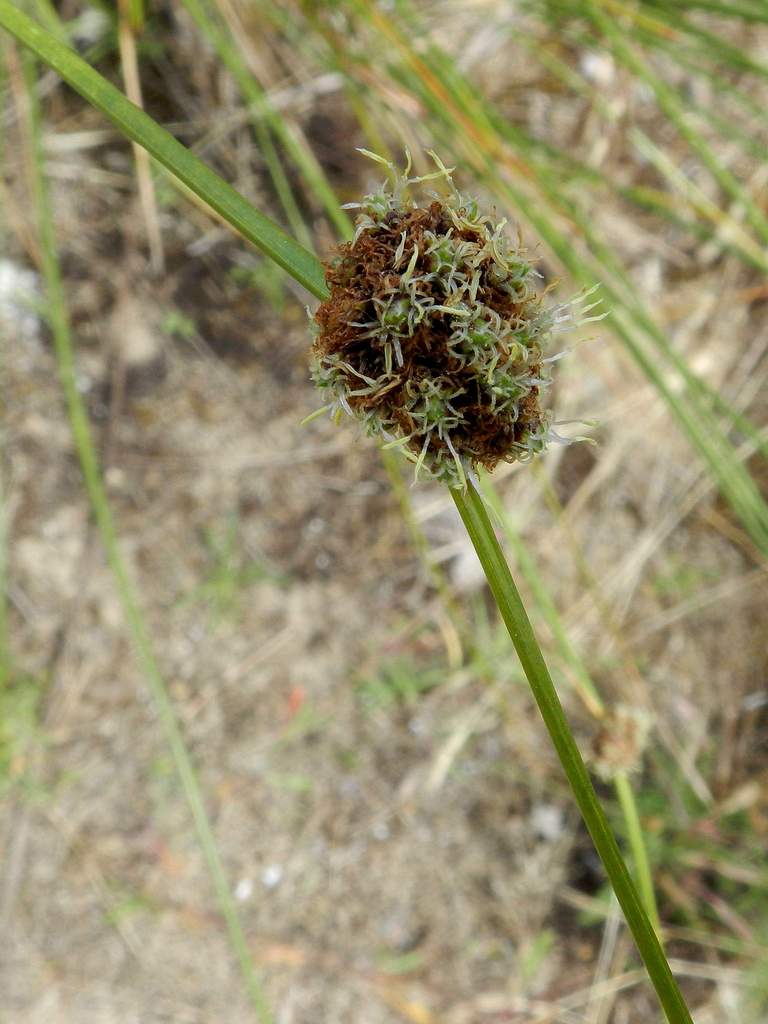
[450, 481, 692, 1024]
[615, 770, 661, 934]
[0, 460, 9, 692]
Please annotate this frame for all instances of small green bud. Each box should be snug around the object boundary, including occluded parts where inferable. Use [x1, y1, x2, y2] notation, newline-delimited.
[380, 297, 409, 328]
[429, 238, 455, 274]
[468, 322, 496, 348]
[486, 265, 508, 287]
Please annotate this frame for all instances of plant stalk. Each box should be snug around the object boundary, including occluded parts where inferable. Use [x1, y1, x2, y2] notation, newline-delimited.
[450, 480, 692, 1024]
[615, 768, 661, 934]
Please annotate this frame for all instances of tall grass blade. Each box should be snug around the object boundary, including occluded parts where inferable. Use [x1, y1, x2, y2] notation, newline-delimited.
[180, 0, 312, 248]
[116, 0, 165, 272]
[19, 44, 273, 1024]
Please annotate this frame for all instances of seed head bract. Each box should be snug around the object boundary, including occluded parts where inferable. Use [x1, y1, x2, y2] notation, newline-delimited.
[309, 152, 599, 489]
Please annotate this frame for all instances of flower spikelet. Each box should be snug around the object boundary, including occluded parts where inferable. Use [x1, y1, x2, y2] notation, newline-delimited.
[310, 152, 584, 489]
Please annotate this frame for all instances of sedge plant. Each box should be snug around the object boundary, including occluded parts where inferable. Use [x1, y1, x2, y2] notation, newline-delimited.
[0, 5, 695, 1021]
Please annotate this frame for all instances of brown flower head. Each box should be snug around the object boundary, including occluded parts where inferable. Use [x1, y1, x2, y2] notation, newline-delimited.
[310, 152, 594, 488]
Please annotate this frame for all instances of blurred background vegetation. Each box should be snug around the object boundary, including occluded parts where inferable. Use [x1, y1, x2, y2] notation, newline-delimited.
[1, 0, 767, 1021]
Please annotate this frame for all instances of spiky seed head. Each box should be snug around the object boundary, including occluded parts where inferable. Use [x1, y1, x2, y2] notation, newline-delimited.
[310, 152, 586, 489]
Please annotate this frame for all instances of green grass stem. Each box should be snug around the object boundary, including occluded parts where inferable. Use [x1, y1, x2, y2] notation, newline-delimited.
[20, 46, 272, 1024]
[0, 460, 9, 693]
[451, 480, 691, 1024]
[615, 769, 661, 934]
